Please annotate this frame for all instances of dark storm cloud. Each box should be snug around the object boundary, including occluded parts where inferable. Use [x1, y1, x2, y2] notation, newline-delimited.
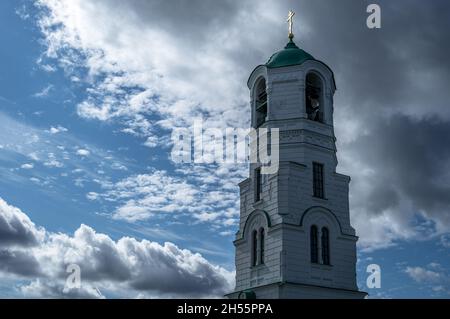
[349, 115, 450, 227]
[295, 0, 450, 116]
[0, 198, 232, 298]
[0, 199, 42, 247]
[111, 0, 450, 119]
[105, 0, 240, 35]
[0, 217, 39, 247]
[130, 249, 231, 295]
[279, 0, 450, 236]
[77, 0, 282, 83]
[0, 250, 42, 277]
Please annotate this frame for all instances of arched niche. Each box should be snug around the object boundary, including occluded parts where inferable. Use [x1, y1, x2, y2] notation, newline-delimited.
[254, 77, 268, 128]
[305, 72, 325, 123]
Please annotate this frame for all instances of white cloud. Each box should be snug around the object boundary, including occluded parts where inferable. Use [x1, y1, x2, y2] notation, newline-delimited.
[0, 112, 134, 195]
[428, 262, 443, 270]
[35, 0, 283, 133]
[0, 197, 234, 298]
[15, 4, 30, 20]
[111, 162, 127, 171]
[405, 266, 443, 284]
[440, 235, 450, 248]
[40, 64, 57, 73]
[30, 177, 41, 184]
[33, 84, 54, 98]
[194, 212, 222, 223]
[219, 231, 234, 237]
[86, 192, 99, 201]
[43, 153, 64, 168]
[76, 149, 90, 157]
[143, 136, 160, 148]
[20, 279, 105, 299]
[28, 152, 40, 161]
[403, 264, 450, 296]
[91, 167, 241, 231]
[21, 163, 34, 170]
[48, 126, 68, 134]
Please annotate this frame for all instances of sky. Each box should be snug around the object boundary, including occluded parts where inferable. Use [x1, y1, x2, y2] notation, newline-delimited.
[0, 0, 449, 298]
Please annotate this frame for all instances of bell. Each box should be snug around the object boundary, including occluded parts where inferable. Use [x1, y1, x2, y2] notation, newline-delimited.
[311, 98, 320, 109]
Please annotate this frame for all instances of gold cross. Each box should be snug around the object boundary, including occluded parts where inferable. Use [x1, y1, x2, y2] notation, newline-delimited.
[287, 10, 295, 39]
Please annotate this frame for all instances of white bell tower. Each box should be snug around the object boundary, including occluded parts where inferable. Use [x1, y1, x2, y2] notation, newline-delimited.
[227, 12, 367, 299]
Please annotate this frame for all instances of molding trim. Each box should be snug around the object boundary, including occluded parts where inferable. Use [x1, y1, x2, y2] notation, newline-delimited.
[239, 209, 272, 241]
[299, 206, 356, 238]
[227, 281, 367, 298]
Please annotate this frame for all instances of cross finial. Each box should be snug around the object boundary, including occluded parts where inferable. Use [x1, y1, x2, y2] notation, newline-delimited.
[287, 10, 296, 40]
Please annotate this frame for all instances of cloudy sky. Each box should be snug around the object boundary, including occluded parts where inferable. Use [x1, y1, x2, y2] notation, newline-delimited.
[0, 0, 449, 298]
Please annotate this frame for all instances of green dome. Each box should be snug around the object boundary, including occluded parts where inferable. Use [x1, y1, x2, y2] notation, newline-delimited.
[266, 39, 314, 69]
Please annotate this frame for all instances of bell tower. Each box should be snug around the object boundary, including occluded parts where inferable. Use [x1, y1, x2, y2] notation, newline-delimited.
[227, 12, 367, 299]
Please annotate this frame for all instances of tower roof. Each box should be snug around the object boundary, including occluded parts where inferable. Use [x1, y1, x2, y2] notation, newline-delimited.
[266, 39, 315, 69]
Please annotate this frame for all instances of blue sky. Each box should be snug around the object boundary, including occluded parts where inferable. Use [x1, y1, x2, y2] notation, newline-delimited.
[0, 0, 449, 298]
[0, 0, 240, 253]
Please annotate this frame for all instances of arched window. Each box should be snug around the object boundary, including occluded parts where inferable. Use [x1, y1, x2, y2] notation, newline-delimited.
[321, 227, 330, 265]
[255, 78, 267, 128]
[313, 162, 325, 199]
[305, 73, 324, 123]
[252, 230, 258, 267]
[310, 225, 319, 263]
[259, 228, 265, 265]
